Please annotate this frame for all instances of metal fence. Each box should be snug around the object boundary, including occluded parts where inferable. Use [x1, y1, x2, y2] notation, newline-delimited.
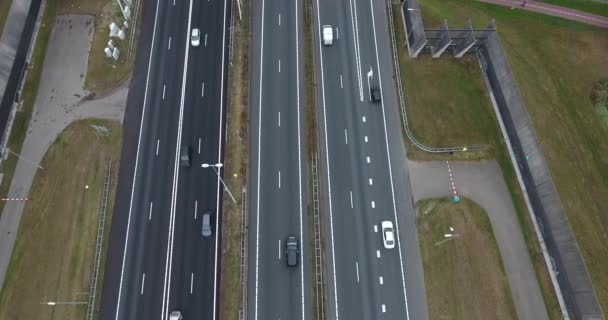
[86, 160, 112, 320]
[311, 154, 325, 320]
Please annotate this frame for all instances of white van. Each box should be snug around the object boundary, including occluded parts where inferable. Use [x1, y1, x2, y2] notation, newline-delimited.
[322, 25, 333, 46]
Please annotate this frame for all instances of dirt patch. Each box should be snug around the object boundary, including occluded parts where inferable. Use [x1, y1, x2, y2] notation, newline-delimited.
[417, 197, 517, 320]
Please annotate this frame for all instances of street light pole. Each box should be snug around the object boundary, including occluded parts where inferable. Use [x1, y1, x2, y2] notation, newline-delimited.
[201, 163, 237, 204]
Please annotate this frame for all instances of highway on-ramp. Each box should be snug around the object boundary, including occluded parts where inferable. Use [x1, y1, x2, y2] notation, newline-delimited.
[247, 0, 309, 317]
[99, 0, 229, 317]
[313, 0, 428, 318]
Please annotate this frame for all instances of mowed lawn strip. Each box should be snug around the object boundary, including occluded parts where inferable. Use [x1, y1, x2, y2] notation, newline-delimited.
[400, 53, 501, 161]
[218, 0, 250, 318]
[417, 197, 517, 320]
[532, 0, 608, 17]
[0, 119, 122, 320]
[0, 0, 11, 38]
[413, 0, 608, 315]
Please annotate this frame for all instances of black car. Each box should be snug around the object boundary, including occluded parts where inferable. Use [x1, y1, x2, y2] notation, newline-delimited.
[285, 236, 299, 267]
[371, 87, 381, 104]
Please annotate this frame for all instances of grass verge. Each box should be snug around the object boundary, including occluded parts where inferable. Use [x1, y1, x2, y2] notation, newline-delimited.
[218, 0, 250, 319]
[0, 119, 122, 320]
[535, 0, 608, 17]
[416, 197, 518, 320]
[0, 0, 11, 38]
[410, 0, 608, 315]
[302, 0, 324, 318]
[391, 3, 563, 318]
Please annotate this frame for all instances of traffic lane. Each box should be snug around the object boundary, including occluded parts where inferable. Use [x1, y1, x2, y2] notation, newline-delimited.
[366, 0, 428, 316]
[317, 11, 410, 317]
[116, 8, 191, 319]
[256, 59, 305, 320]
[322, 98, 389, 320]
[252, 0, 307, 317]
[167, 167, 218, 319]
[255, 96, 304, 320]
[246, 0, 265, 314]
[166, 22, 225, 316]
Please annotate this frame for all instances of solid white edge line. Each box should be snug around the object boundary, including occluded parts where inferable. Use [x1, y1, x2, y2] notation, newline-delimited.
[369, 0, 410, 317]
[113, 0, 162, 313]
[314, 0, 339, 317]
[347, 0, 363, 101]
[161, 0, 194, 316]
[213, 0, 229, 317]
[295, 0, 305, 317]
[254, 0, 265, 316]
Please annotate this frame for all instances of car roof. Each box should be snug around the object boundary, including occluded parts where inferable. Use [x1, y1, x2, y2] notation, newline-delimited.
[382, 221, 393, 228]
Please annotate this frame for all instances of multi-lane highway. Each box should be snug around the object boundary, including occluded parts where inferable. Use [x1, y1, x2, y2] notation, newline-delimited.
[313, 0, 428, 318]
[248, 0, 309, 317]
[100, 0, 229, 317]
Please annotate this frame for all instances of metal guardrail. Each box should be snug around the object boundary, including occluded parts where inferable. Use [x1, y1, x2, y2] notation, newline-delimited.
[312, 154, 325, 320]
[386, 1, 484, 153]
[239, 187, 248, 320]
[127, 0, 142, 61]
[85, 160, 112, 320]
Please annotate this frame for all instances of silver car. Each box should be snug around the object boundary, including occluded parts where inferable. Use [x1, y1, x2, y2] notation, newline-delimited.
[202, 211, 212, 238]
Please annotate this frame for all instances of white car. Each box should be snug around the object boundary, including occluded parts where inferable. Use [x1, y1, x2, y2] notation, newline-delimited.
[322, 25, 333, 46]
[169, 311, 183, 320]
[191, 28, 200, 47]
[382, 221, 395, 249]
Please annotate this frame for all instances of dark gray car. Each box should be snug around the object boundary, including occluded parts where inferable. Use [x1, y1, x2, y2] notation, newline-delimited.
[180, 145, 191, 167]
[285, 236, 299, 267]
[202, 211, 212, 238]
[371, 87, 381, 104]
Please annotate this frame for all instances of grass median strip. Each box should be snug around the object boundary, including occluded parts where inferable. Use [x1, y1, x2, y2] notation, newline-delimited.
[218, 0, 250, 319]
[0, 119, 121, 320]
[417, 197, 517, 320]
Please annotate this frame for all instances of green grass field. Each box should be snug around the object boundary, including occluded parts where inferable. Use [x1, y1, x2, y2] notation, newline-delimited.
[0, 0, 11, 38]
[417, 198, 517, 320]
[0, 120, 121, 320]
[404, 0, 608, 316]
[537, 0, 608, 17]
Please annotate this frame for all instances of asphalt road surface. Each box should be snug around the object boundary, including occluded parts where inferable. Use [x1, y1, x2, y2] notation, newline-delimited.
[99, 0, 229, 317]
[313, 0, 428, 318]
[247, 0, 309, 317]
